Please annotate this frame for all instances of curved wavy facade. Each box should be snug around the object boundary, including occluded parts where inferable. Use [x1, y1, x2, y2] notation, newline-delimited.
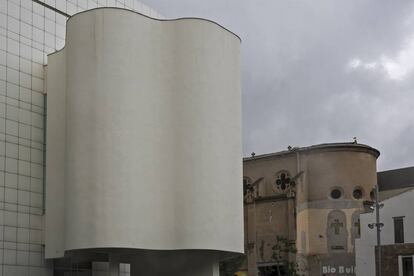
[45, 7, 243, 264]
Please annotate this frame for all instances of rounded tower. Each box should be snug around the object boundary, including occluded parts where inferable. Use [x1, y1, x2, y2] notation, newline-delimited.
[243, 143, 379, 275]
[45, 8, 243, 275]
[295, 143, 379, 275]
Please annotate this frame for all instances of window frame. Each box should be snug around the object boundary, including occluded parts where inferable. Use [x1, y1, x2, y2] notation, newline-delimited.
[393, 216, 405, 244]
[329, 187, 344, 200]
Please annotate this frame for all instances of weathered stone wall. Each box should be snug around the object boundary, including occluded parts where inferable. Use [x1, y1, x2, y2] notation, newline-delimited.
[243, 144, 379, 276]
[375, 243, 414, 276]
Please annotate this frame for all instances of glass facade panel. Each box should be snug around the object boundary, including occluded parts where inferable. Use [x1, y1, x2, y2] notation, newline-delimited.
[0, 0, 162, 274]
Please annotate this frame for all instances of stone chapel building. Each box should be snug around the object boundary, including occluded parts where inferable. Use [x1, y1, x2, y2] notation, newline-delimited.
[242, 142, 380, 276]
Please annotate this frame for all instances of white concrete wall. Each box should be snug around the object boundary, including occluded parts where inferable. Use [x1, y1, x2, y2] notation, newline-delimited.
[45, 8, 243, 259]
[355, 189, 414, 275]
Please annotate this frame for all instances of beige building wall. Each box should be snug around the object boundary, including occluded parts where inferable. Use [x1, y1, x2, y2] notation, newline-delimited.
[244, 155, 297, 197]
[298, 208, 362, 255]
[304, 150, 377, 202]
[255, 201, 289, 261]
[243, 143, 379, 276]
[297, 149, 378, 256]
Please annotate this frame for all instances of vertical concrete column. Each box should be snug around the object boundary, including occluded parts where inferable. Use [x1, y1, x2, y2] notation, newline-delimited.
[247, 203, 258, 276]
[109, 255, 120, 276]
[287, 196, 296, 240]
[287, 195, 296, 264]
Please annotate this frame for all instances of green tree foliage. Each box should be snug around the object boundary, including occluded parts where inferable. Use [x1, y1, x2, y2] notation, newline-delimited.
[269, 236, 303, 276]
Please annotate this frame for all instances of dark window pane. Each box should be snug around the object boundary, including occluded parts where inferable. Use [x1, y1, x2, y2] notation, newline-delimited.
[402, 257, 413, 276]
[370, 189, 375, 200]
[353, 189, 363, 199]
[330, 189, 342, 199]
[394, 217, 405, 244]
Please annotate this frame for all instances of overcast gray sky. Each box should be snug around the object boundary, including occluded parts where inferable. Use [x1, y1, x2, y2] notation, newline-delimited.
[141, 0, 414, 171]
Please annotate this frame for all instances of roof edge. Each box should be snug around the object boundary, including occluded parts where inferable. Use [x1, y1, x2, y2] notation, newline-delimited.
[244, 142, 380, 162]
[378, 165, 414, 174]
[48, 7, 241, 56]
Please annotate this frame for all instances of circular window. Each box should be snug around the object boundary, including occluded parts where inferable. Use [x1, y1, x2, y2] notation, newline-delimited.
[353, 188, 364, 200]
[275, 171, 291, 191]
[330, 188, 342, 199]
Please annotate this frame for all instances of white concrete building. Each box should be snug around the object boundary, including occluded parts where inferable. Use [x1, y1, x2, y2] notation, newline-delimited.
[1, 1, 243, 275]
[355, 188, 414, 276]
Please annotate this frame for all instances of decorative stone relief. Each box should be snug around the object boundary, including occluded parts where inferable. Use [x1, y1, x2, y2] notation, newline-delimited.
[275, 171, 291, 191]
[327, 210, 348, 253]
[273, 170, 303, 195]
[243, 177, 256, 203]
[243, 177, 264, 203]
